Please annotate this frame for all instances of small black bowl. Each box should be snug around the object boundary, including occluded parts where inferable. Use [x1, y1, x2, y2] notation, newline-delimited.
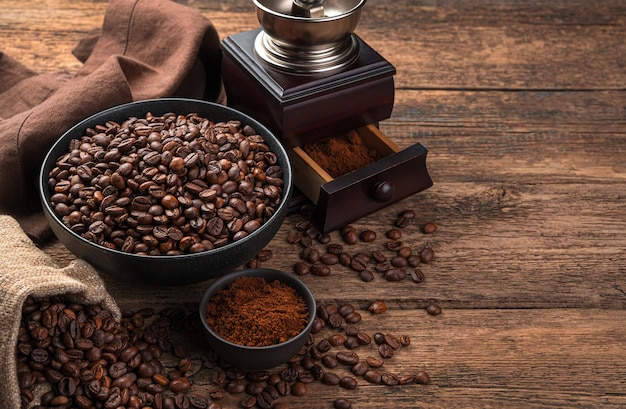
[39, 98, 293, 285]
[199, 268, 316, 370]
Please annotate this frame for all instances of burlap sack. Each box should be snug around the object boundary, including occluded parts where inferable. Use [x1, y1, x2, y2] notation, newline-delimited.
[0, 215, 121, 409]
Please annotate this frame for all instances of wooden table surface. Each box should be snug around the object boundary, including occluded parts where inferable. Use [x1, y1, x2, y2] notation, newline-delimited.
[3, 0, 626, 408]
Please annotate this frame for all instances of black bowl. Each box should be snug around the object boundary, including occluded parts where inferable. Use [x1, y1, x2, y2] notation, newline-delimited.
[199, 268, 316, 370]
[39, 98, 293, 285]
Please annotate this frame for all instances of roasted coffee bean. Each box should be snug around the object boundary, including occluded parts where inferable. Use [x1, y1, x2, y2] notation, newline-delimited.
[263, 384, 281, 401]
[399, 335, 411, 347]
[338, 252, 352, 266]
[311, 262, 331, 276]
[359, 229, 377, 242]
[57, 376, 77, 396]
[343, 337, 359, 350]
[396, 209, 415, 227]
[426, 303, 442, 316]
[415, 370, 431, 385]
[336, 351, 360, 366]
[344, 325, 359, 337]
[365, 356, 384, 368]
[359, 270, 375, 282]
[349, 257, 368, 272]
[316, 338, 332, 353]
[322, 354, 339, 368]
[328, 334, 346, 346]
[386, 240, 402, 251]
[326, 243, 343, 255]
[303, 247, 320, 263]
[291, 381, 308, 396]
[338, 304, 354, 316]
[343, 311, 362, 324]
[386, 228, 402, 240]
[320, 253, 339, 265]
[391, 255, 408, 267]
[363, 370, 383, 384]
[351, 362, 369, 376]
[384, 268, 407, 282]
[356, 333, 371, 345]
[311, 317, 325, 334]
[316, 304, 331, 321]
[280, 367, 299, 383]
[317, 232, 331, 244]
[423, 221, 437, 234]
[334, 399, 353, 409]
[275, 380, 291, 396]
[293, 261, 310, 276]
[382, 371, 400, 386]
[385, 333, 402, 350]
[368, 301, 388, 315]
[169, 376, 191, 393]
[287, 230, 302, 244]
[410, 268, 426, 283]
[256, 249, 273, 262]
[407, 254, 422, 267]
[321, 372, 341, 386]
[208, 389, 225, 400]
[339, 375, 358, 390]
[342, 229, 358, 245]
[418, 245, 435, 262]
[378, 343, 394, 359]
[298, 370, 315, 384]
[246, 381, 265, 395]
[327, 313, 343, 329]
[241, 395, 257, 409]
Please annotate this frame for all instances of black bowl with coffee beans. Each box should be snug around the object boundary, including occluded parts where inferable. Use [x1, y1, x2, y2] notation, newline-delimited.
[39, 98, 293, 285]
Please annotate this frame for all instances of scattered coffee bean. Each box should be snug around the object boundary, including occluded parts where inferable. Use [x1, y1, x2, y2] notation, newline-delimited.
[415, 370, 431, 385]
[363, 370, 383, 384]
[359, 229, 377, 242]
[359, 270, 375, 282]
[367, 301, 387, 315]
[426, 303, 442, 316]
[423, 221, 437, 234]
[420, 246, 435, 263]
[334, 398, 353, 409]
[293, 261, 310, 276]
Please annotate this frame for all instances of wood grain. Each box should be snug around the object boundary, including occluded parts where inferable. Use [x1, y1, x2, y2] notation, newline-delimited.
[4, 0, 626, 407]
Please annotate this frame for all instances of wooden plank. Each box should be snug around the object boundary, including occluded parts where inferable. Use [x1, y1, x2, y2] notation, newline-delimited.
[357, 0, 626, 90]
[3, 0, 624, 91]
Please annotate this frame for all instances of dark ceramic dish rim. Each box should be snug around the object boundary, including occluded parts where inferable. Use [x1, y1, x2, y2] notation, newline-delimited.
[38, 98, 293, 261]
[199, 268, 316, 351]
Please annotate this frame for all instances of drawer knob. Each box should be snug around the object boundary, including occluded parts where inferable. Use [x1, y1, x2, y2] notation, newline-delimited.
[373, 181, 395, 202]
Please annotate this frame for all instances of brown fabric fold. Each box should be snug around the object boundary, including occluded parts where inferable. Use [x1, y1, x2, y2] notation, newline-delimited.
[0, 0, 225, 242]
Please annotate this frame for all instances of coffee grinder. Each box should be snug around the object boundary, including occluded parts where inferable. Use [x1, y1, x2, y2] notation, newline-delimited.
[221, 0, 432, 231]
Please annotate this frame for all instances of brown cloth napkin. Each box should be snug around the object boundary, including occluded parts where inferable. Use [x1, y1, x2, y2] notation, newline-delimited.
[0, 0, 225, 243]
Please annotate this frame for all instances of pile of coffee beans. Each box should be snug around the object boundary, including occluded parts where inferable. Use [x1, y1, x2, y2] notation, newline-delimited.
[46, 112, 284, 255]
[16, 296, 431, 409]
[286, 208, 436, 285]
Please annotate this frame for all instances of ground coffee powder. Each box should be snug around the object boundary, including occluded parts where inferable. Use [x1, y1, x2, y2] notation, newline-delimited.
[302, 130, 381, 178]
[205, 276, 309, 347]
